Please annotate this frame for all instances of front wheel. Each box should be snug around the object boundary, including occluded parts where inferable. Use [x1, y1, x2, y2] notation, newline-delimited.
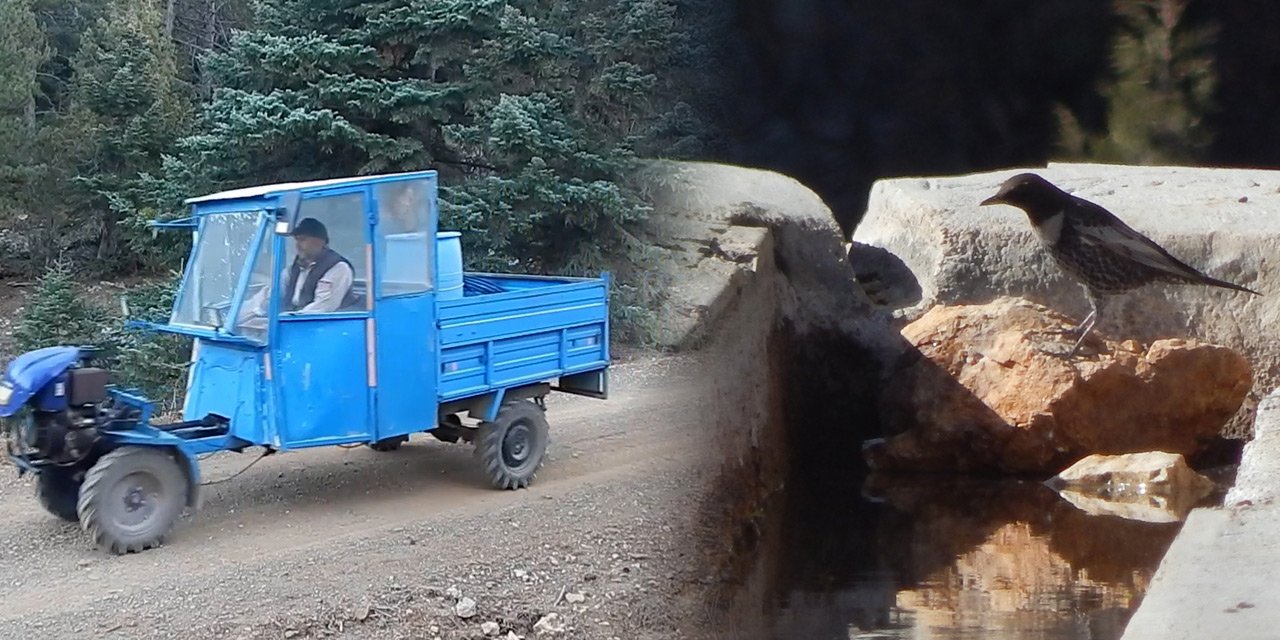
[475, 400, 550, 490]
[77, 447, 190, 554]
[35, 467, 83, 522]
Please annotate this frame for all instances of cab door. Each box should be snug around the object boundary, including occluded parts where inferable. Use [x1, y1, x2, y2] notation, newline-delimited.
[370, 175, 439, 441]
[271, 186, 376, 448]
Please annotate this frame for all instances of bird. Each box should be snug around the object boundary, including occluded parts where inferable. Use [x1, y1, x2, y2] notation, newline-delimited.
[980, 172, 1260, 356]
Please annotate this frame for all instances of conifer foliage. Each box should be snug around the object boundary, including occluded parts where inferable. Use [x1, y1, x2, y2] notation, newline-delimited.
[178, 0, 698, 273]
[1056, 0, 1218, 163]
[65, 0, 196, 271]
[12, 260, 110, 353]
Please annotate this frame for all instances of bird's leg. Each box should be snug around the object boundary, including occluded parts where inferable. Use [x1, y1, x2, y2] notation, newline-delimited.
[1067, 290, 1105, 357]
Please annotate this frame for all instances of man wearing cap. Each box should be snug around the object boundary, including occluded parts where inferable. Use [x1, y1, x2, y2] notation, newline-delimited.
[281, 217, 357, 312]
[236, 217, 357, 331]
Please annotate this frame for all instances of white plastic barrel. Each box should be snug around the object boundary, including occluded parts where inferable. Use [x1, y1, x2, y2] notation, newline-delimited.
[436, 231, 464, 299]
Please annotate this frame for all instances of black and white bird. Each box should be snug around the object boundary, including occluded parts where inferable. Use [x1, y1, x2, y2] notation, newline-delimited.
[980, 172, 1260, 356]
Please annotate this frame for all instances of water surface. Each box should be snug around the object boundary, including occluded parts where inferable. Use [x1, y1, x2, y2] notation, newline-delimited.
[758, 474, 1185, 640]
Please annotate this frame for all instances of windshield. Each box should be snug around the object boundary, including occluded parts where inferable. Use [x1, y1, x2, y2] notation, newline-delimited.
[171, 211, 266, 330]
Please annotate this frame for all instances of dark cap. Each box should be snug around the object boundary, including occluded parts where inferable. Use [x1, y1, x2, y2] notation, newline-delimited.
[290, 217, 328, 242]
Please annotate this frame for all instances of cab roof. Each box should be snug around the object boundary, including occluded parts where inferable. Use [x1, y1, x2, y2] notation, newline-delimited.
[183, 170, 437, 205]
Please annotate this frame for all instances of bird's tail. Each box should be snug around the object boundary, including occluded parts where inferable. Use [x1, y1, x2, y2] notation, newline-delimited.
[1197, 273, 1262, 296]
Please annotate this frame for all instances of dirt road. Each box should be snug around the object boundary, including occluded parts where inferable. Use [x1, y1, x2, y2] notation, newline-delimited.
[0, 350, 723, 640]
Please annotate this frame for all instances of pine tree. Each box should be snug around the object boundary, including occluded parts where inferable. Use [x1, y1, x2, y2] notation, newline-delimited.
[0, 0, 46, 135]
[174, 0, 699, 274]
[110, 273, 192, 412]
[0, 0, 52, 274]
[28, 0, 111, 116]
[12, 259, 111, 353]
[62, 0, 196, 273]
[1056, 0, 1218, 164]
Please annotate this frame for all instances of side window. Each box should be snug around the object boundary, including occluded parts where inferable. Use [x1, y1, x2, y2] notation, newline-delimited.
[280, 191, 369, 314]
[375, 179, 433, 297]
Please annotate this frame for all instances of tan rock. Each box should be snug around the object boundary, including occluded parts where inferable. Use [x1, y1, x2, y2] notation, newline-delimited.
[1050, 451, 1218, 523]
[869, 297, 1252, 474]
[1054, 451, 1216, 495]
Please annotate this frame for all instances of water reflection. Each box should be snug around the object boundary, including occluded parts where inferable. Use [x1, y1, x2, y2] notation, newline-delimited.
[762, 474, 1183, 640]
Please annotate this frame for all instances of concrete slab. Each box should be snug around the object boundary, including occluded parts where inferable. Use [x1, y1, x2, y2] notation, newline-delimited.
[635, 160, 853, 350]
[1121, 387, 1280, 639]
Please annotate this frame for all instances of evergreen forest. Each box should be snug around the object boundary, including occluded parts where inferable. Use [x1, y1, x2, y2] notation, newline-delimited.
[1, 0, 1276, 409]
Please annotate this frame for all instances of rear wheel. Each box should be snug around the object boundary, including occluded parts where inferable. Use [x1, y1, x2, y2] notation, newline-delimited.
[77, 447, 189, 554]
[35, 467, 83, 522]
[369, 435, 408, 451]
[475, 400, 550, 490]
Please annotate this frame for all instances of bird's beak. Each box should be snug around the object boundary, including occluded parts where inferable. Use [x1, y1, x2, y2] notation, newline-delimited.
[980, 194, 1003, 207]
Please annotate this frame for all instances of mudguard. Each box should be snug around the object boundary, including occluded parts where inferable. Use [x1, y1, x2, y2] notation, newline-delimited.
[0, 346, 81, 418]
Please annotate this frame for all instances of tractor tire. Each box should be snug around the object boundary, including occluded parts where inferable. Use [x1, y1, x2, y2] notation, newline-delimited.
[369, 435, 408, 451]
[35, 467, 83, 522]
[474, 400, 549, 490]
[77, 447, 189, 555]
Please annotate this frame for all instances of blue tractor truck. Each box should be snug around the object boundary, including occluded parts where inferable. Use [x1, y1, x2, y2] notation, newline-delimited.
[0, 170, 611, 554]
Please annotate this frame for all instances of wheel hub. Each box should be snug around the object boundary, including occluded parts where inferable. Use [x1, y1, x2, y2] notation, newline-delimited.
[112, 472, 161, 529]
[124, 487, 147, 511]
[502, 423, 532, 468]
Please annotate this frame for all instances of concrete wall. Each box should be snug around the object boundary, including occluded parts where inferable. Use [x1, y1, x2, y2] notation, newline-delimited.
[635, 161, 907, 638]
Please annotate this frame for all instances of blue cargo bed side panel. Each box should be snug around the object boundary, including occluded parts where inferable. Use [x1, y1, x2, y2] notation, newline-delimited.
[437, 278, 608, 400]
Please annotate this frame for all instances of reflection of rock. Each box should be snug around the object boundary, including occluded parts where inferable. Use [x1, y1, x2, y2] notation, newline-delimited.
[1049, 452, 1217, 523]
[863, 474, 1180, 637]
[895, 521, 1140, 639]
[864, 474, 1181, 583]
[869, 297, 1252, 474]
[755, 473, 1181, 639]
[857, 472, 1181, 639]
[1056, 489, 1193, 524]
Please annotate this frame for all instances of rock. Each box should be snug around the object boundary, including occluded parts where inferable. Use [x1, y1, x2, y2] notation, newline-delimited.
[869, 297, 1252, 474]
[455, 597, 477, 619]
[481, 621, 501, 636]
[1227, 387, 1280, 506]
[446, 587, 462, 600]
[852, 163, 1278, 435]
[565, 592, 586, 604]
[636, 159, 858, 350]
[1052, 451, 1216, 496]
[533, 613, 566, 635]
[1049, 452, 1218, 522]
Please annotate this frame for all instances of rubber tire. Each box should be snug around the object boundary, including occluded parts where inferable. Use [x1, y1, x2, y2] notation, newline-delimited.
[34, 468, 82, 522]
[77, 447, 189, 555]
[369, 436, 407, 452]
[474, 400, 550, 490]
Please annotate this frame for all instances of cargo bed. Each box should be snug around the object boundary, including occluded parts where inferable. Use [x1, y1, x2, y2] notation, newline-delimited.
[436, 273, 610, 402]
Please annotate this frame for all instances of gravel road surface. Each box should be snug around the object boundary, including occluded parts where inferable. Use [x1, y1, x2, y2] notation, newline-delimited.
[0, 350, 723, 640]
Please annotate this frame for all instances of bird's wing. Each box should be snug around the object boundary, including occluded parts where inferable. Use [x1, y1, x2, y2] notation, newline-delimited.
[1070, 200, 1206, 279]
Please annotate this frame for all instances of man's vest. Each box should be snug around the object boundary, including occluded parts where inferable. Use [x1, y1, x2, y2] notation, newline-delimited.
[284, 247, 359, 311]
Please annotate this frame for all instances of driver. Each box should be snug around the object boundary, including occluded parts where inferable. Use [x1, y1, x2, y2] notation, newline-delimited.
[281, 218, 357, 313]
[236, 218, 357, 329]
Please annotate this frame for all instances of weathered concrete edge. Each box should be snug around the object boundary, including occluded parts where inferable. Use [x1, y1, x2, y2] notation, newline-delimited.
[1120, 385, 1280, 640]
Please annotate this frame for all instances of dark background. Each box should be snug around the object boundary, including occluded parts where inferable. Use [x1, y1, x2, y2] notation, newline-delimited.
[703, 0, 1280, 238]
